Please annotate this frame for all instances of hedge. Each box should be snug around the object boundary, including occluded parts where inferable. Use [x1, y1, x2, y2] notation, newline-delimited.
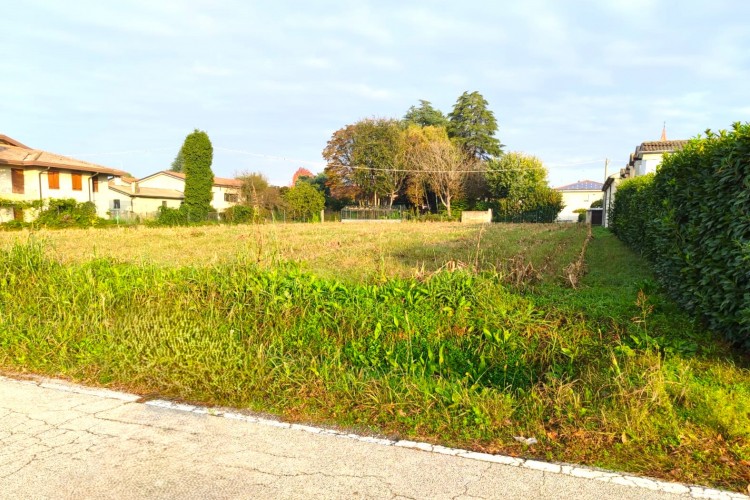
[610, 122, 750, 348]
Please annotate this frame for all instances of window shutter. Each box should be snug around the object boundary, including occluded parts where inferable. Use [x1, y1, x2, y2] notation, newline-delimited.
[48, 170, 60, 189]
[92, 175, 99, 193]
[11, 169, 24, 194]
[72, 173, 82, 191]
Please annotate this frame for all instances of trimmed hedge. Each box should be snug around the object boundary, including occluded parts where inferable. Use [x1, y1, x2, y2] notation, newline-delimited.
[610, 122, 750, 348]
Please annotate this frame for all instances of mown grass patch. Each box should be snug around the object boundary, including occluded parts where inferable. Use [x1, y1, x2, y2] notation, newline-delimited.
[0, 227, 748, 492]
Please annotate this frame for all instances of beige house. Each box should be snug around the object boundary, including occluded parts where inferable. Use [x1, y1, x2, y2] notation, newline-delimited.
[107, 170, 242, 219]
[554, 180, 603, 222]
[602, 134, 688, 227]
[0, 134, 126, 222]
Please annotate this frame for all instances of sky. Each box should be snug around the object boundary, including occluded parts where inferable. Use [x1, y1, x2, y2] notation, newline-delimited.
[3, 0, 749, 188]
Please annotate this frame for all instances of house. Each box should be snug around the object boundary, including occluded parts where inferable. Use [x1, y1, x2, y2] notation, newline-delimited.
[554, 180, 603, 222]
[0, 134, 126, 222]
[107, 170, 243, 219]
[601, 128, 688, 227]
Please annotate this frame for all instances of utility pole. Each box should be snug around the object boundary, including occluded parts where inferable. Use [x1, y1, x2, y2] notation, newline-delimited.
[604, 158, 609, 182]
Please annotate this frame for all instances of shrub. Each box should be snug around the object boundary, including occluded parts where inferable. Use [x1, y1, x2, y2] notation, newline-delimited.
[34, 199, 103, 228]
[493, 186, 564, 223]
[610, 122, 750, 348]
[223, 205, 256, 224]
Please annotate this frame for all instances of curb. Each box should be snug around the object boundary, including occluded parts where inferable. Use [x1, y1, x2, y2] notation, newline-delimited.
[4, 375, 748, 499]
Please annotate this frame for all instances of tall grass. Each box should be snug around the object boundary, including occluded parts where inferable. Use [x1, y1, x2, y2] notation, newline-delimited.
[0, 234, 748, 492]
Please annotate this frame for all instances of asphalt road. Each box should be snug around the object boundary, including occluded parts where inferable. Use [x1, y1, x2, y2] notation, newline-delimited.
[0, 375, 744, 499]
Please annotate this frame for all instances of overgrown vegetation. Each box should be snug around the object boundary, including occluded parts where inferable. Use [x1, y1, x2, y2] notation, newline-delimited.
[610, 122, 750, 349]
[1, 198, 107, 230]
[0, 227, 748, 492]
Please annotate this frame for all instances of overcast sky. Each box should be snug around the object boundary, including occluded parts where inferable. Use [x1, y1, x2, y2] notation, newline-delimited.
[3, 0, 749, 187]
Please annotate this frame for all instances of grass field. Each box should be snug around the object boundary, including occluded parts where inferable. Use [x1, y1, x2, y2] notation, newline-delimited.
[1, 223, 748, 492]
[0, 223, 586, 282]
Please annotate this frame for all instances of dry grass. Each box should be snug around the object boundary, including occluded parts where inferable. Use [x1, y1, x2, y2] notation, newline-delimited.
[0, 222, 587, 282]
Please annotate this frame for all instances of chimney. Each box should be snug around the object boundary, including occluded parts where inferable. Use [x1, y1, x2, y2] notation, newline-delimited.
[130, 181, 137, 194]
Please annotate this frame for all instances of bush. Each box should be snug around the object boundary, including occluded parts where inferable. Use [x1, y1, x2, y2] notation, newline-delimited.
[610, 122, 750, 348]
[493, 186, 564, 223]
[223, 205, 257, 224]
[34, 199, 103, 228]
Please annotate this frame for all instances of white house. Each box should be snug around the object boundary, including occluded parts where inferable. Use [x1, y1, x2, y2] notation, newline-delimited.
[107, 170, 243, 219]
[554, 180, 603, 222]
[0, 134, 126, 222]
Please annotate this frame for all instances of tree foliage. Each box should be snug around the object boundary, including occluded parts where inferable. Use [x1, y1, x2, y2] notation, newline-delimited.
[486, 152, 549, 199]
[448, 91, 503, 160]
[283, 181, 325, 221]
[403, 100, 449, 128]
[170, 150, 184, 172]
[180, 129, 214, 219]
[405, 126, 470, 216]
[323, 119, 407, 207]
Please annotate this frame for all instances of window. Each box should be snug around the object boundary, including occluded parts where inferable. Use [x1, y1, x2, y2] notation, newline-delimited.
[113, 199, 121, 210]
[72, 173, 82, 191]
[48, 170, 60, 190]
[92, 175, 99, 193]
[11, 168, 24, 194]
[224, 193, 238, 202]
[162, 201, 167, 208]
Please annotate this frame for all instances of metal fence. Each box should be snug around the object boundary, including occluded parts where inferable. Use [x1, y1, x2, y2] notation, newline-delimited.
[340, 205, 407, 222]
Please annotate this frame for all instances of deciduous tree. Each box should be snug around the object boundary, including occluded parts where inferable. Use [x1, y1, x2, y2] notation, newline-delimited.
[405, 126, 470, 216]
[486, 152, 548, 199]
[283, 181, 325, 221]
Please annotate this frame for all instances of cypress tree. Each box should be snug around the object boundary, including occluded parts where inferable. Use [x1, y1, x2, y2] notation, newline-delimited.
[180, 129, 214, 220]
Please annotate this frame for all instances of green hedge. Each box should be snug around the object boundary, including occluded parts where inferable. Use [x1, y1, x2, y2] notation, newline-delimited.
[610, 122, 750, 348]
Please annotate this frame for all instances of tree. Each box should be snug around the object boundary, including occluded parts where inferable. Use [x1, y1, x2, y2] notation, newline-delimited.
[323, 123, 360, 204]
[350, 119, 407, 207]
[486, 152, 549, 200]
[447, 91, 503, 160]
[403, 100, 448, 128]
[170, 150, 184, 172]
[180, 129, 214, 220]
[283, 181, 325, 221]
[405, 126, 470, 216]
[486, 152, 563, 223]
[323, 119, 408, 207]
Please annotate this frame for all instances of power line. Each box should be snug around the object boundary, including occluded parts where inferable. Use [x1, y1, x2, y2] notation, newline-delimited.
[66, 144, 605, 173]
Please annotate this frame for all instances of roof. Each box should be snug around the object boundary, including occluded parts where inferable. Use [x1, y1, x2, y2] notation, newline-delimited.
[555, 180, 604, 191]
[636, 140, 689, 154]
[0, 135, 127, 176]
[142, 170, 243, 188]
[108, 182, 184, 200]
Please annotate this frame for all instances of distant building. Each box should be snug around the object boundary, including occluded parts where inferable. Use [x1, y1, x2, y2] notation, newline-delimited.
[602, 127, 688, 227]
[554, 180, 603, 222]
[107, 170, 243, 219]
[292, 167, 314, 186]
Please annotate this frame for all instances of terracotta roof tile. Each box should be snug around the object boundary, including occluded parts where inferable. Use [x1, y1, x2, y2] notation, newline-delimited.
[637, 140, 689, 153]
[145, 170, 243, 188]
[0, 138, 127, 177]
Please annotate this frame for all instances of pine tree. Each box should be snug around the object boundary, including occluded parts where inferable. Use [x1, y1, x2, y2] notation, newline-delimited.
[447, 91, 503, 160]
[180, 129, 214, 220]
